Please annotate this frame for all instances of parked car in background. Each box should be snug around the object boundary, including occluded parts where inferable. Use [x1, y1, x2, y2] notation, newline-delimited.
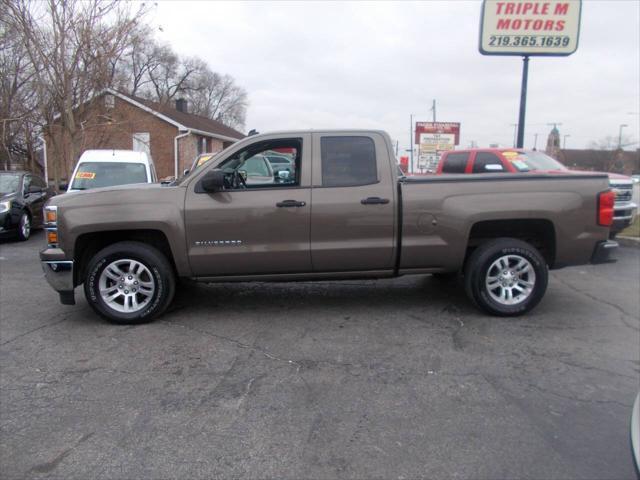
[437, 148, 637, 237]
[188, 152, 218, 174]
[228, 153, 276, 186]
[264, 153, 295, 175]
[67, 150, 158, 193]
[0, 171, 54, 241]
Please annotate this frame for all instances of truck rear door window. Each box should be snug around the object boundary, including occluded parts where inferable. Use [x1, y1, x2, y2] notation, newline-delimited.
[321, 136, 377, 187]
[472, 152, 505, 173]
[441, 153, 469, 173]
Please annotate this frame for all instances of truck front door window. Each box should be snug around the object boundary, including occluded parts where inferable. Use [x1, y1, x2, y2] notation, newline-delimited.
[218, 139, 301, 189]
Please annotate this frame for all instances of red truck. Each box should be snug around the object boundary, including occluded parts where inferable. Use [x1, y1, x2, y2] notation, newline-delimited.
[437, 148, 637, 237]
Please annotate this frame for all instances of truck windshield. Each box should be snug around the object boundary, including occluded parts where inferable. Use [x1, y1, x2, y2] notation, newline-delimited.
[0, 173, 21, 194]
[504, 151, 568, 172]
[70, 162, 148, 190]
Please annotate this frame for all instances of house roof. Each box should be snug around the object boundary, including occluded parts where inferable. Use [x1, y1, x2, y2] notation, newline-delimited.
[106, 89, 245, 141]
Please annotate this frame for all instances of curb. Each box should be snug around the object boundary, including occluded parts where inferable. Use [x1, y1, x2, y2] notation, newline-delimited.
[617, 236, 640, 249]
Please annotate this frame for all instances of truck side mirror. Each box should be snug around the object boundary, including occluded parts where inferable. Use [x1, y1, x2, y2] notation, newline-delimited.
[200, 169, 225, 192]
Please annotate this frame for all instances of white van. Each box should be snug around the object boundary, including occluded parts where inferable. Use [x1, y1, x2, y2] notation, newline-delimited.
[67, 150, 158, 193]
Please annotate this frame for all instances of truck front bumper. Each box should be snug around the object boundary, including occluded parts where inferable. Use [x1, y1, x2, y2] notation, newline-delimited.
[40, 248, 75, 305]
[591, 240, 618, 264]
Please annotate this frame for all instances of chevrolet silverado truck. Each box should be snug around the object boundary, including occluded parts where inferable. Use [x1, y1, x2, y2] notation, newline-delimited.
[40, 130, 617, 324]
[437, 148, 637, 237]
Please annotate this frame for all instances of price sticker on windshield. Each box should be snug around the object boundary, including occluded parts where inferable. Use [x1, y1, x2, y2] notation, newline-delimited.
[75, 172, 96, 179]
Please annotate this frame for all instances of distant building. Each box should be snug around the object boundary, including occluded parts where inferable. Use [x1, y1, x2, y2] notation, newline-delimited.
[545, 127, 639, 176]
[45, 88, 245, 184]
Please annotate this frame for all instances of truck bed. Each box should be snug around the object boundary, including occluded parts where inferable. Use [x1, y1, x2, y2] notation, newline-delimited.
[398, 173, 611, 272]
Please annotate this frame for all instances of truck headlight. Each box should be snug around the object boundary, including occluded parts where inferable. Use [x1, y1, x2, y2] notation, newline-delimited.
[0, 200, 11, 213]
[44, 205, 57, 225]
[44, 205, 58, 246]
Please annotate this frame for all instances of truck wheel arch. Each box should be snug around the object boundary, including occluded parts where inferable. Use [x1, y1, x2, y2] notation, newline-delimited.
[466, 219, 556, 268]
[74, 229, 181, 287]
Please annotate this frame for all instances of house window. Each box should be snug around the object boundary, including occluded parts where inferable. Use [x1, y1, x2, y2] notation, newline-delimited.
[105, 94, 115, 109]
[197, 136, 207, 155]
[133, 132, 151, 156]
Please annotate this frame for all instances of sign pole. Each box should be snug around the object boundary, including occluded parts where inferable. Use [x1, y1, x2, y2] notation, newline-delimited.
[516, 55, 529, 148]
[409, 113, 414, 174]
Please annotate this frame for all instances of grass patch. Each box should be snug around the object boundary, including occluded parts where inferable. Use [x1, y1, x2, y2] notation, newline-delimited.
[619, 215, 640, 238]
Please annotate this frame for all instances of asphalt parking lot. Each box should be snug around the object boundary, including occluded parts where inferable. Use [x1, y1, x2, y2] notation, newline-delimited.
[1, 231, 639, 480]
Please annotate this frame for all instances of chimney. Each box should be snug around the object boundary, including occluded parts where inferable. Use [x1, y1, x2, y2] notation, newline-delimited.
[175, 98, 187, 113]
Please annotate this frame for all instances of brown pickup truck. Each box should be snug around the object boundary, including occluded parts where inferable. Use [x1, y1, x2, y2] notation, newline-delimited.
[41, 130, 617, 324]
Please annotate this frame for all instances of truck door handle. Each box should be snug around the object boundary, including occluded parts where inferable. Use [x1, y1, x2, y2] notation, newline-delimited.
[276, 200, 306, 208]
[361, 197, 390, 205]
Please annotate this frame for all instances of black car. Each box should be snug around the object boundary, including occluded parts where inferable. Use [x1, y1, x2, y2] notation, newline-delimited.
[0, 171, 54, 241]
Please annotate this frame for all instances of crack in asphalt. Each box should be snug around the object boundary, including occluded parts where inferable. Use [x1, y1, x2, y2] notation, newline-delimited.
[551, 274, 639, 332]
[28, 431, 95, 475]
[0, 308, 89, 347]
[160, 319, 302, 369]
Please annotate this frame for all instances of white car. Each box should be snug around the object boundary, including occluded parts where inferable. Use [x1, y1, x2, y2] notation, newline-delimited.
[239, 154, 275, 186]
[67, 150, 158, 193]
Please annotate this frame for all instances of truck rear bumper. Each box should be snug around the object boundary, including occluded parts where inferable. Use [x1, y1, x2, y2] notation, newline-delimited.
[591, 240, 618, 264]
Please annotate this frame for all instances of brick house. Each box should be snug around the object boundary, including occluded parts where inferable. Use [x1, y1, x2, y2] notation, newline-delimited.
[45, 89, 245, 184]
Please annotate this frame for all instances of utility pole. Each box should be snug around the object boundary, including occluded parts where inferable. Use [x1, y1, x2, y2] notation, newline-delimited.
[510, 123, 518, 147]
[409, 114, 414, 174]
[516, 56, 529, 148]
[430, 99, 436, 122]
[533, 133, 539, 150]
[618, 124, 628, 149]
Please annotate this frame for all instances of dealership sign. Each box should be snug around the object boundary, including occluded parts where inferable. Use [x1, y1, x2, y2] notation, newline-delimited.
[415, 122, 460, 171]
[479, 0, 582, 56]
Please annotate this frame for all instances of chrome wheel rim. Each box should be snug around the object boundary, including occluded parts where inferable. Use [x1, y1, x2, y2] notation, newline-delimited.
[98, 259, 155, 313]
[20, 214, 30, 238]
[485, 255, 536, 306]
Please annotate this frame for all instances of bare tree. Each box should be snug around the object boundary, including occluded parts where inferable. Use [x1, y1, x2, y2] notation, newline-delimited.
[589, 134, 635, 151]
[0, 8, 39, 171]
[143, 50, 206, 105]
[3, 0, 147, 187]
[187, 68, 248, 129]
[112, 29, 248, 129]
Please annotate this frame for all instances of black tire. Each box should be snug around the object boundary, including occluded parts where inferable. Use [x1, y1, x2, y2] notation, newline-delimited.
[17, 212, 31, 241]
[84, 241, 175, 324]
[464, 238, 548, 317]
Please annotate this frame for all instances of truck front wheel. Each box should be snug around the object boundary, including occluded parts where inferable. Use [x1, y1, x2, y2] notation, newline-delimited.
[464, 238, 548, 316]
[84, 241, 176, 324]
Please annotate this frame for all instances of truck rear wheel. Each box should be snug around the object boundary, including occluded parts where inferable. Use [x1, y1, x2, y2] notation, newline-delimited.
[84, 241, 175, 324]
[464, 238, 548, 316]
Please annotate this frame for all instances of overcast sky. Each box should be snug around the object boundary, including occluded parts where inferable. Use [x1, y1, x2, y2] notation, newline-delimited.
[152, 1, 639, 153]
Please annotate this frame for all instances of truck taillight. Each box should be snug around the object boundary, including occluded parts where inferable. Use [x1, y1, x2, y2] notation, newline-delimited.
[598, 191, 615, 227]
